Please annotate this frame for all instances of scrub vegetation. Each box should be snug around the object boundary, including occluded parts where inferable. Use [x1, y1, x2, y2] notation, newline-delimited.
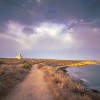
[0, 58, 100, 100]
[0, 58, 32, 98]
[23, 62, 32, 69]
[39, 65, 100, 100]
[69, 61, 97, 66]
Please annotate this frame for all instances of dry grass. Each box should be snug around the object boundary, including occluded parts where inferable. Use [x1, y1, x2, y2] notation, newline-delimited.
[0, 58, 32, 98]
[0, 58, 100, 100]
[40, 65, 100, 100]
[69, 61, 97, 66]
[29, 59, 82, 67]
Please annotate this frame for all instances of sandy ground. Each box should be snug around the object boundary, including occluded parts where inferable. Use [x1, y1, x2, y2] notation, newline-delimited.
[2, 65, 53, 100]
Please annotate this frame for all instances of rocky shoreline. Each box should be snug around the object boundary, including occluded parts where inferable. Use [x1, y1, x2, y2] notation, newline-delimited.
[62, 66, 100, 94]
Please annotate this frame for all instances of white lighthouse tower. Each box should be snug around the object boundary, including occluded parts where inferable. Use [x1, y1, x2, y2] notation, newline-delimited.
[16, 52, 23, 59]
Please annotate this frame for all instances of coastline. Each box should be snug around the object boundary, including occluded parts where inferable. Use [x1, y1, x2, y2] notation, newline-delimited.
[38, 64, 100, 100]
[64, 65, 100, 93]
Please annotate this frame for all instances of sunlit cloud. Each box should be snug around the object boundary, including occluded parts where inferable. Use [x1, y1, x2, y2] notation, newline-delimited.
[5, 21, 75, 51]
[6, 20, 100, 52]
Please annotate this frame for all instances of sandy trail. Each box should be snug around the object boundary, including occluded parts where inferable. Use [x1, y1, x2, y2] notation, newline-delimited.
[2, 65, 53, 100]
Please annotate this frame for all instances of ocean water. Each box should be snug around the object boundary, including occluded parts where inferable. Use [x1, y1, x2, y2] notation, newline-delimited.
[66, 65, 100, 92]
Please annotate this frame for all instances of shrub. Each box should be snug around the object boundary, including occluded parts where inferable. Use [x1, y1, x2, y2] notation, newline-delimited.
[0, 61, 4, 65]
[37, 63, 44, 69]
[23, 62, 32, 69]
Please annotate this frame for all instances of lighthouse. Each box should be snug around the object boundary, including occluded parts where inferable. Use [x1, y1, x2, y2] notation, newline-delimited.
[16, 53, 23, 59]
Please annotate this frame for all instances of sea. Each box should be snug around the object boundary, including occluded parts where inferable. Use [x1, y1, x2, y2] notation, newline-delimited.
[66, 65, 100, 92]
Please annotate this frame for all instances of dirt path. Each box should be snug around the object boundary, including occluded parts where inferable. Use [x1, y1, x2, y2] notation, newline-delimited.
[2, 65, 53, 100]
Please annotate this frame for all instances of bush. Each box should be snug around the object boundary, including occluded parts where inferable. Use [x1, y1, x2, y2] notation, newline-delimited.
[23, 62, 32, 69]
[0, 61, 4, 65]
[37, 63, 44, 69]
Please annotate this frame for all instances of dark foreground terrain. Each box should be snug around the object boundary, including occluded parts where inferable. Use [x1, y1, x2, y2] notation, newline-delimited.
[0, 58, 100, 100]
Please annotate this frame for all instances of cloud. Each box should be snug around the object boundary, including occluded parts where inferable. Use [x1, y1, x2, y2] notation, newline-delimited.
[70, 24, 100, 53]
[0, 0, 100, 27]
[0, 34, 21, 57]
[23, 27, 34, 35]
[3, 21, 75, 51]
[0, 20, 100, 59]
[36, 0, 41, 4]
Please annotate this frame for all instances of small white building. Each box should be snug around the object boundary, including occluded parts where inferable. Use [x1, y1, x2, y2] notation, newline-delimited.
[16, 53, 23, 59]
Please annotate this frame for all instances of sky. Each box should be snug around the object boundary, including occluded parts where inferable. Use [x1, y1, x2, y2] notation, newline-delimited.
[0, 0, 100, 60]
